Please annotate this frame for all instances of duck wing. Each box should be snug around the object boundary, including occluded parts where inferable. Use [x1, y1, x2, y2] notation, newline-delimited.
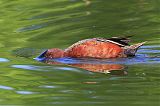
[95, 36, 132, 47]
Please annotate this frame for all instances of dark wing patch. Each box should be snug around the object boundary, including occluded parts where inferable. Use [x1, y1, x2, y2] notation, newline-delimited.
[108, 36, 131, 46]
[95, 36, 132, 46]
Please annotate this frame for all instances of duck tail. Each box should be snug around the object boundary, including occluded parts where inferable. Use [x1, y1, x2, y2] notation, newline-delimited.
[123, 41, 146, 57]
[130, 41, 147, 50]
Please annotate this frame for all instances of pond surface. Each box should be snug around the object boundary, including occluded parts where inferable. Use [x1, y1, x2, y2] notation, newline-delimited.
[0, 0, 160, 105]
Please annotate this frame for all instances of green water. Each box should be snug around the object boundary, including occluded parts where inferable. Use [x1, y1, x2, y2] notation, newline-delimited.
[0, 0, 160, 105]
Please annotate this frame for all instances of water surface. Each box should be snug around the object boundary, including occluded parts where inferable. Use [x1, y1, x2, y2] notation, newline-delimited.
[0, 0, 160, 105]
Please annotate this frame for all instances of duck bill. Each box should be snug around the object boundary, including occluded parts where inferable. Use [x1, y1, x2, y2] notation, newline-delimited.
[34, 50, 48, 61]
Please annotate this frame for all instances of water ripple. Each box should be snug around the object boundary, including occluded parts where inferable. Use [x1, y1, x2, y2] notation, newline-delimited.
[0, 58, 9, 62]
[16, 24, 47, 32]
[16, 91, 37, 95]
[39, 85, 57, 89]
[0, 85, 14, 90]
[11, 65, 83, 73]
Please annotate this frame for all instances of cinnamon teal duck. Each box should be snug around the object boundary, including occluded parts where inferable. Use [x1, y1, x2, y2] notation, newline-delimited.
[37, 37, 146, 59]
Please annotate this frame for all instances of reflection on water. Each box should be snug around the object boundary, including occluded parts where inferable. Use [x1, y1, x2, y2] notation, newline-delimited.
[45, 60, 126, 74]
